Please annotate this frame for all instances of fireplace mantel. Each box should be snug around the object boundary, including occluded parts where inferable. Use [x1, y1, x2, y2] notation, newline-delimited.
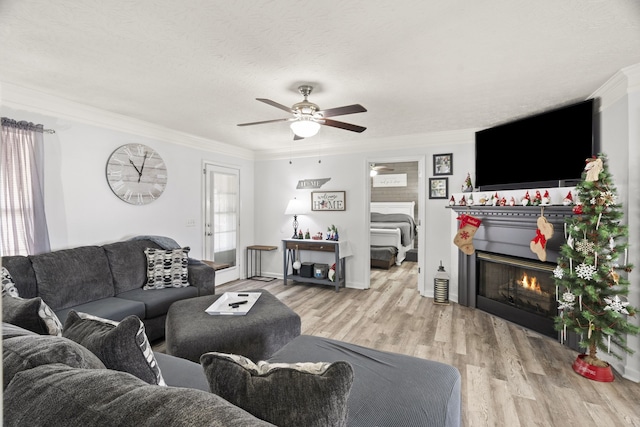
[450, 205, 575, 307]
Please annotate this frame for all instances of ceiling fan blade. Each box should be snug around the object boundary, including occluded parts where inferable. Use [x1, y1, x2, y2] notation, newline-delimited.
[322, 119, 366, 133]
[256, 98, 294, 113]
[317, 104, 366, 118]
[293, 134, 305, 141]
[237, 118, 291, 127]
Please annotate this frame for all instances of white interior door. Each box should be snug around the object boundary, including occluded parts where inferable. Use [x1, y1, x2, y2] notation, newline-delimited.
[204, 163, 240, 286]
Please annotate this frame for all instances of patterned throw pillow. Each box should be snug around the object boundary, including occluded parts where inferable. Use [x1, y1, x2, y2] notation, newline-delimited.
[143, 247, 190, 289]
[2, 266, 20, 297]
[2, 294, 63, 336]
[200, 352, 354, 427]
[62, 311, 166, 386]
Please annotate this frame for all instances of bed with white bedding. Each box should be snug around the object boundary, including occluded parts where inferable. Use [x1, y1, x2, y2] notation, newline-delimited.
[370, 201, 416, 265]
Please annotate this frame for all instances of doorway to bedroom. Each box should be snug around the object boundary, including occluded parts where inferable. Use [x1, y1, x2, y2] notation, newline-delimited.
[367, 159, 423, 293]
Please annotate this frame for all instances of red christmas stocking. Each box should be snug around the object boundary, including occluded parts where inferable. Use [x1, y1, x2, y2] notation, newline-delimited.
[454, 214, 482, 255]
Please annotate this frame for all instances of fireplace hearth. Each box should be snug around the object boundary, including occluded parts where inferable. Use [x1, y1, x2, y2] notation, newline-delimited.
[452, 205, 575, 339]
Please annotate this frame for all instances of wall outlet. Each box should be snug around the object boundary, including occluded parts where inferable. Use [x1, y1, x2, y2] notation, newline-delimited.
[185, 219, 196, 227]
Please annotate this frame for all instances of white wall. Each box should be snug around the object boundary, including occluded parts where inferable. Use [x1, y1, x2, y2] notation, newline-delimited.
[0, 105, 255, 261]
[253, 133, 476, 297]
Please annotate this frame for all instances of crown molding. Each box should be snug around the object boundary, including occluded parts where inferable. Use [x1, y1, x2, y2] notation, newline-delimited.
[0, 82, 255, 160]
[255, 128, 477, 161]
[590, 62, 640, 110]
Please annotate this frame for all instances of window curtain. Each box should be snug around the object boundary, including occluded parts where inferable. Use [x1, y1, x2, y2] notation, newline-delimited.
[1, 118, 51, 255]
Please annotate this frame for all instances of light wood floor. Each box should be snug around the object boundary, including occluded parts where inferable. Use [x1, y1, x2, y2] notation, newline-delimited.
[206, 262, 639, 426]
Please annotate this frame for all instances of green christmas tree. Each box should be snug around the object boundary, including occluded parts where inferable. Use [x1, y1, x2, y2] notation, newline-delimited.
[554, 153, 639, 367]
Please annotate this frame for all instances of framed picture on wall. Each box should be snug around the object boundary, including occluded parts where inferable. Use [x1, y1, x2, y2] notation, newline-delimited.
[429, 178, 448, 199]
[311, 191, 346, 211]
[433, 153, 453, 176]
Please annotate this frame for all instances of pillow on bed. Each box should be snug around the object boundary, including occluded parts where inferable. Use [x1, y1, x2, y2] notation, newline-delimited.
[200, 352, 353, 427]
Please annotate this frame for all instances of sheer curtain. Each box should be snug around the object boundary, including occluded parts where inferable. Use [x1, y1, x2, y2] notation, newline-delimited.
[1, 118, 50, 255]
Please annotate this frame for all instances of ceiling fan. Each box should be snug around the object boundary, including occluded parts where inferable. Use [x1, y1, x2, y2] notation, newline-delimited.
[370, 163, 394, 176]
[237, 85, 367, 140]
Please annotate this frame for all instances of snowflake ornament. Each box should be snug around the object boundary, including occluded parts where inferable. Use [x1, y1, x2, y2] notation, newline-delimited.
[603, 295, 630, 315]
[558, 291, 576, 310]
[575, 263, 597, 280]
[576, 239, 595, 255]
[553, 265, 564, 279]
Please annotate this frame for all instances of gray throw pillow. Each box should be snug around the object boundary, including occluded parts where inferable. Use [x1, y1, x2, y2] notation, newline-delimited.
[200, 352, 354, 427]
[2, 294, 63, 336]
[62, 311, 166, 385]
[143, 247, 190, 289]
[4, 363, 275, 427]
[2, 333, 105, 389]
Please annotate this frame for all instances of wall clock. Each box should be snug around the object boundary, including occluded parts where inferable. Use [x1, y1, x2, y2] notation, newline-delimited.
[106, 143, 167, 205]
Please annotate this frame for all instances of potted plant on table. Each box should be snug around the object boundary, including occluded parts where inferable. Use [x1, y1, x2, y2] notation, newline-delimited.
[553, 153, 639, 381]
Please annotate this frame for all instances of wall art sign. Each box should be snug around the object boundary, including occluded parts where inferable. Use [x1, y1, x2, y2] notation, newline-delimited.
[296, 178, 331, 189]
[433, 153, 453, 176]
[372, 174, 407, 188]
[311, 191, 346, 211]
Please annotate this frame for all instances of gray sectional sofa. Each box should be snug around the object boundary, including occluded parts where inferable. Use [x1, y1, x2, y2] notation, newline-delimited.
[2, 238, 215, 341]
[3, 321, 462, 427]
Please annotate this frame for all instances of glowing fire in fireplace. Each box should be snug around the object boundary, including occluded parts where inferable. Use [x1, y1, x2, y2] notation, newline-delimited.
[518, 273, 542, 293]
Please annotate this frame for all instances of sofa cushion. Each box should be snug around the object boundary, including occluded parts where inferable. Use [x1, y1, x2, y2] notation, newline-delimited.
[103, 239, 162, 294]
[143, 247, 191, 289]
[55, 296, 146, 326]
[154, 351, 210, 392]
[2, 322, 38, 339]
[200, 352, 353, 427]
[3, 363, 276, 427]
[117, 286, 198, 318]
[3, 333, 106, 389]
[2, 294, 63, 336]
[2, 266, 20, 297]
[62, 311, 165, 385]
[268, 335, 463, 427]
[1, 255, 37, 298]
[30, 246, 115, 311]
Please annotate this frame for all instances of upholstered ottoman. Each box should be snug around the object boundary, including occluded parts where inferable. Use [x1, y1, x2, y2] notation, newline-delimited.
[165, 290, 301, 363]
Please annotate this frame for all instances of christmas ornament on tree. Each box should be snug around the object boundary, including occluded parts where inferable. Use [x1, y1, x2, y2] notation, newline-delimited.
[553, 154, 639, 381]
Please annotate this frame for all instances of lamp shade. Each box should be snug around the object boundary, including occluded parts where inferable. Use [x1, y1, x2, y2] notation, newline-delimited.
[284, 198, 308, 215]
[290, 118, 321, 138]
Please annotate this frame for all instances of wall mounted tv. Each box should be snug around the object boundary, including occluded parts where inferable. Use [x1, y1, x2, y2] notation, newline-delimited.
[475, 98, 598, 191]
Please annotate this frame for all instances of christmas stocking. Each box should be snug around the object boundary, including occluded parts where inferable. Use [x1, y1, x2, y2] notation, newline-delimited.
[453, 214, 482, 255]
[530, 216, 554, 261]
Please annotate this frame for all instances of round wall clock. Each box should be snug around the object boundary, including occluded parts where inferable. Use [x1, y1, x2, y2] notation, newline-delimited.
[106, 143, 167, 205]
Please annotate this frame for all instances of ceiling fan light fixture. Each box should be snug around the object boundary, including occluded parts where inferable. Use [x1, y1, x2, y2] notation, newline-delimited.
[290, 117, 321, 138]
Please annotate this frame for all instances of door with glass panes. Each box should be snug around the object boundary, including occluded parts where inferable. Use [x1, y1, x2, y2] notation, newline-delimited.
[204, 163, 239, 285]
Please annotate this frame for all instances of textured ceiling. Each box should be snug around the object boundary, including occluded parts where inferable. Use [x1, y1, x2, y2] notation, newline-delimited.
[1, 0, 639, 154]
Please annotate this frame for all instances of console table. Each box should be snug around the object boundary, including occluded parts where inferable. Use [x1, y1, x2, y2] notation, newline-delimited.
[282, 239, 350, 292]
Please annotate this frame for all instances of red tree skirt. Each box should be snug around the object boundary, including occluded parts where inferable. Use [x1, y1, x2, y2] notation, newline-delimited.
[572, 354, 614, 382]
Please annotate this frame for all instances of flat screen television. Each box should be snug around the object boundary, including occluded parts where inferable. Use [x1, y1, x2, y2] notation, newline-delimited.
[475, 98, 598, 191]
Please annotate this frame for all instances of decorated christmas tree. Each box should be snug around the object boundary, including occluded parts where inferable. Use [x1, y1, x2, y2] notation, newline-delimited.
[554, 153, 639, 372]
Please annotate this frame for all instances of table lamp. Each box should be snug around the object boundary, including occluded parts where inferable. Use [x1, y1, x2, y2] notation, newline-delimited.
[284, 197, 308, 238]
